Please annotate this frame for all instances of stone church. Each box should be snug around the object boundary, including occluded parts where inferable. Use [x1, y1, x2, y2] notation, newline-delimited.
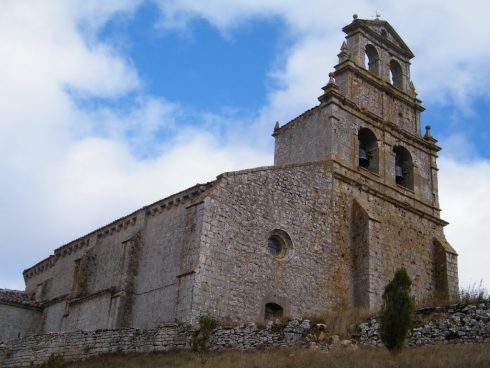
[0, 16, 458, 342]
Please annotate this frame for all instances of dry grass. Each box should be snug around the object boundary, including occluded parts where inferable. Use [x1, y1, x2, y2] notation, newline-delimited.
[460, 281, 490, 305]
[64, 344, 490, 368]
[310, 305, 372, 338]
[416, 282, 490, 309]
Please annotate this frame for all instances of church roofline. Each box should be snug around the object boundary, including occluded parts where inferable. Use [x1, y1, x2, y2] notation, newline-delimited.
[272, 105, 320, 136]
[216, 159, 448, 227]
[217, 160, 331, 179]
[0, 288, 41, 309]
[23, 181, 215, 280]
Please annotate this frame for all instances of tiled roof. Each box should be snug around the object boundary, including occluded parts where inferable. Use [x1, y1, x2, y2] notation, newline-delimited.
[0, 288, 40, 308]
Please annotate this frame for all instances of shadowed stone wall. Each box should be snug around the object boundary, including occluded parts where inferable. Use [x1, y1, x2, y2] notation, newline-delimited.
[0, 304, 41, 342]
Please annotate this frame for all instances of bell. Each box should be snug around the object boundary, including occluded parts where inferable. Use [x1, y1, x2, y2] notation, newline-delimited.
[359, 147, 369, 167]
[395, 164, 404, 183]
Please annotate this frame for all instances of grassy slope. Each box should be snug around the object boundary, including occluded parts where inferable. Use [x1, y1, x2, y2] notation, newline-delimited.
[65, 344, 490, 368]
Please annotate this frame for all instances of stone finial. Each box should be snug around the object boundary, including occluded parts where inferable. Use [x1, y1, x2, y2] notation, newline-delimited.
[424, 125, 432, 138]
[338, 41, 350, 63]
[424, 125, 437, 143]
[353, 14, 358, 20]
[274, 121, 280, 131]
[409, 81, 417, 97]
[319, 72, 339, 103]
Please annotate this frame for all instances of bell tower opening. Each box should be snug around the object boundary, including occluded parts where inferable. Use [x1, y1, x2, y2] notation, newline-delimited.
[390, 59, 404, 89]
[364, 44, 380, 76]
[393, 145, 414, 190]
[358, 128, 379, 174]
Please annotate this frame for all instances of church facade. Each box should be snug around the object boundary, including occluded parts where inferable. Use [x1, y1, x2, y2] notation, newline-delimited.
[0, 16, 458, 342]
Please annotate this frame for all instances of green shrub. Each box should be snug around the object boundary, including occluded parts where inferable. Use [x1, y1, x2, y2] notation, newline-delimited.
[380, 268, 415, 354]
[269, 318, 289, 336]
[191, 316, 218, 352]
[41, 353, 65, 368]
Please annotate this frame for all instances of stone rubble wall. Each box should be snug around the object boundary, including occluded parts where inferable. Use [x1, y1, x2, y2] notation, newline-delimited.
[2, 302, 490, 367]
[359, 301, 490, 346]
[0, 321, 312, 367]
[0, 326, 189, 368]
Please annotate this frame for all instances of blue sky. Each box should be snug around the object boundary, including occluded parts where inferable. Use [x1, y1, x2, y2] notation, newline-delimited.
[1, 0, 490, 293]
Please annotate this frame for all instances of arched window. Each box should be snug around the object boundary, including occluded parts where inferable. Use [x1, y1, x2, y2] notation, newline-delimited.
[358, 128, 379, 174]
[393, 145, 413, 189]
[364, 44, 380, 76]
[390, 60, 403, 89]
[265, 302, 284, 320]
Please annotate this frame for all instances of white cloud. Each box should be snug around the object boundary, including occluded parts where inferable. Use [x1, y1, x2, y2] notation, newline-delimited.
[41, 130, 269, 246]
[154, 0, 490, 110]
[0, 1, 270, 289]
[439, 155, 490, 289]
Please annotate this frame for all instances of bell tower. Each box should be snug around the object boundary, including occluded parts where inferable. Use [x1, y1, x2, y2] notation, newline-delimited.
[332, 14, 422, 135]
[314, 15, 441, 211]
[273, 15, 458, 307]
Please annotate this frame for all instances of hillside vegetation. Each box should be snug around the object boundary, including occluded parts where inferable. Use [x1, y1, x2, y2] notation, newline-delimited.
[64, 344, 490, 368]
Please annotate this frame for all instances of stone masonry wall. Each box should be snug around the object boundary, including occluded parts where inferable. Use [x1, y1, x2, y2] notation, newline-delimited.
[273, 106, 329, 166]
[359, 301, 490, 346]
[0, 304, 41, 342]
[191, 159, 457, 321]
[192, 162, 337, 322]
[19, 184, 211, 334]
[2, 302, 489, 367]
[0, 321, 313, 367]
[0, 326, 189, 368]
[332, 168, 457, 308]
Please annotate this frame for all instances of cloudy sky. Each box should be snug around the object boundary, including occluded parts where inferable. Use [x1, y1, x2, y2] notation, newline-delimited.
[1, 0, 489, 293]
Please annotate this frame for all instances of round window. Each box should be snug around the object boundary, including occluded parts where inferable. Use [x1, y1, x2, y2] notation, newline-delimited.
[268, 236, 285, 257]
[267, 230, 292, 260]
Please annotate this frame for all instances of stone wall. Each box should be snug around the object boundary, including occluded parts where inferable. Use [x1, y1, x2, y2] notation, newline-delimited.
[20, 184, 211, 333]
[359, 301, 490, 346]
[0, 320, 311, 367]
[193, 162, 337, 322]
[0, 304, 41, 342]
[191, 158, 457, 322]
[0, 326, 189, 368]
[332, 164, 458, 308]
[2, 302, 489, 367]
[273, 106, 329, 166]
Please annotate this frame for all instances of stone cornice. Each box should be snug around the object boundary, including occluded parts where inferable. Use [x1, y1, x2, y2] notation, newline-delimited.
[319, 86, 441, 155]
[332, 160, 448, 226]
[23, 182, 215, 281]
[67, 287, 116, 306]
[334, 61, 424, 111]
[145, 183, 213, 217]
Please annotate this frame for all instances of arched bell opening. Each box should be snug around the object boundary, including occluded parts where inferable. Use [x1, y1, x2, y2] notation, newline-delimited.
[364, 44, 380, 76]
[390, 59, 404, 90]
[393, 145, 414, 190]
[358, 128, 379, 174]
